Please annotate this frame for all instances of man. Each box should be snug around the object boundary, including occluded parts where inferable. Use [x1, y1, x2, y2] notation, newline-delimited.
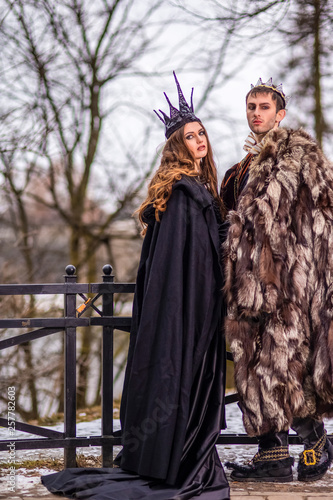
[221, 78, 333, 483]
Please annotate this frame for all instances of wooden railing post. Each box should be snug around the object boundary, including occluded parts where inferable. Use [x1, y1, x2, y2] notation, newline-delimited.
[64, 265, 77, 467]
[101, 264, 114, 467]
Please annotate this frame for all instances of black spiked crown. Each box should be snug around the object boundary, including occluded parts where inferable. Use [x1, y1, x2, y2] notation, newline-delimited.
[154, 71, 201, 139]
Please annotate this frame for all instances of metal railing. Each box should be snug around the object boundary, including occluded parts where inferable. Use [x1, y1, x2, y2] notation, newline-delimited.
[0, 264, 306, 467]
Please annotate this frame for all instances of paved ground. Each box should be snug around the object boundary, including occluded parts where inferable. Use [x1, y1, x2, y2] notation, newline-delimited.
[1, 468, 333, 500]
[1, 483, 333, 500]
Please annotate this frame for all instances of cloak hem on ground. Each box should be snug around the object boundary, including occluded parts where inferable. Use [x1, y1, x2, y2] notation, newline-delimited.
[42, 176, 230, 499]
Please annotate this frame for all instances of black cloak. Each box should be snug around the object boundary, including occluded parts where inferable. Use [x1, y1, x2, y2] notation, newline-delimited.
[42, 177, 230, 499]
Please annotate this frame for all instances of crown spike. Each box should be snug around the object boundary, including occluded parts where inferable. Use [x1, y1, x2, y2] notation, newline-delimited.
[190, 87, 194, 112]
[154, 109, 168, 125]
[173, 71, 191, 114]
[153, 109, 164, 124]
[163, 92, 180, 119]
[285, 95, 291, 107]
[159, 109, 171, 122]
[154, 71, 201, 139]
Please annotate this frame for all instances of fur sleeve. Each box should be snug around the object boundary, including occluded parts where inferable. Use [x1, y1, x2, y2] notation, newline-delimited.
[225, 129, 299, 320]
[224, 128, 333, 321]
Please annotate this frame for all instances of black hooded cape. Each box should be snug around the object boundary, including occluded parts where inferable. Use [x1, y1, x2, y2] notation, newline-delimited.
[42, 177, 230, 499]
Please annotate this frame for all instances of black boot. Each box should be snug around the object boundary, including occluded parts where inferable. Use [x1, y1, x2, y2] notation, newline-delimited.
[292, 418, 333, 482]
[225, 431, 294, 482]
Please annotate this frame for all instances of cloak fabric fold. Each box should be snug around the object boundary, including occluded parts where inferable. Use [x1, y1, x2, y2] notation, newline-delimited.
[42, 177, 230, 499]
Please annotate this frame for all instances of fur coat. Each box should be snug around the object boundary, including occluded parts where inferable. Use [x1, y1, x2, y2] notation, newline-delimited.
[224, 127, 333, 437]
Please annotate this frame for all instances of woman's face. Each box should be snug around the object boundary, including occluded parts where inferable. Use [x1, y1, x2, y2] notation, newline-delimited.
[184, 121, 207, 167]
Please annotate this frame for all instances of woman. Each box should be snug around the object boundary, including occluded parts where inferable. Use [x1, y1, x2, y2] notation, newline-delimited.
[42, 73, 230, 499]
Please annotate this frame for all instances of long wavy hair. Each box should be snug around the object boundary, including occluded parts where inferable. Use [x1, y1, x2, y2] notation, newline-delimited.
[138, 122, 225, 233]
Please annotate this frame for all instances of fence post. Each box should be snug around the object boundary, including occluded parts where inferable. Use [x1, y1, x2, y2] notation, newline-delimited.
[101, 264, 114, 467]
[64, 265, 77, 468]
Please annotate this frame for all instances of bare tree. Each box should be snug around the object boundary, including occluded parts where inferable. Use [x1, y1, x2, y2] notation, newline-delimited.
[170, 0, 291, 111]
[278, 0, 333, 150]
[0, 0, 167, 276]
[0, 0, 169, 411]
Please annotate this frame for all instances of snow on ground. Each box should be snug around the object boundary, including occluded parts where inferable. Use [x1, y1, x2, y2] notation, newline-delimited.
[3, 403, 245, 461]
[1, 467, 57, 497]
[3, 403, 333, 462]
[2, 403, 333, 492]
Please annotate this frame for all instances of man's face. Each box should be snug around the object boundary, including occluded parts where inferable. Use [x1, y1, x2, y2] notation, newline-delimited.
[246, 92, 285, 135]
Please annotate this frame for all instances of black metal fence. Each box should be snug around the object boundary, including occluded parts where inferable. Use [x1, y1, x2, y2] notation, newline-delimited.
[0, 264, 305, 468]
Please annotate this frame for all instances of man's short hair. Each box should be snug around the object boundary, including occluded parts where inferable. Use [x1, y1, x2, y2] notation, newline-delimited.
[246, 86, 285, 112]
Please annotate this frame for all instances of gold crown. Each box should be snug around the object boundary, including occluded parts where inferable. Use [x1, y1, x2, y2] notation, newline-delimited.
[250, 77, 291, 108]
